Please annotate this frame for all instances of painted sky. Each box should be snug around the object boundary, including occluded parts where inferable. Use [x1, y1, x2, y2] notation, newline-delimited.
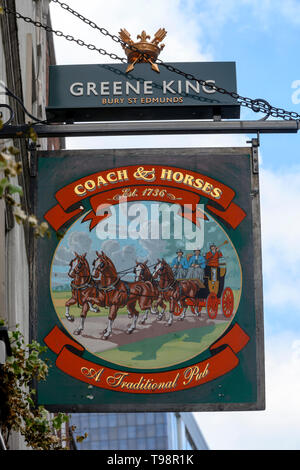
[49, 0, 300, 450]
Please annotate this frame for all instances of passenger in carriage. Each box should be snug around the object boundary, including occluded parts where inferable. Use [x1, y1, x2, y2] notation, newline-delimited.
[171, 249, 189, 279]
[187, 249, 206, 281]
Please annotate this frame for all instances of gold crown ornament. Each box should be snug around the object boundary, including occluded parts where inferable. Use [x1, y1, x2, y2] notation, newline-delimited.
[119, 28, 167, 73]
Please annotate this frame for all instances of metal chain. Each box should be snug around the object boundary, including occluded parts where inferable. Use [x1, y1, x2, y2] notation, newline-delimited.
[49, 0, 300, 121]
[3, 4, 127, 64]
[4, 2, 300, 121]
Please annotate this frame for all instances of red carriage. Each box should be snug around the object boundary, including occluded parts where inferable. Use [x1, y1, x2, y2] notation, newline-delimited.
[174, 264, 235, 320]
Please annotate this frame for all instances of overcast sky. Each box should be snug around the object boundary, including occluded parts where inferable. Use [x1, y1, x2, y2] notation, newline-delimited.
[49, 0, 300, 450]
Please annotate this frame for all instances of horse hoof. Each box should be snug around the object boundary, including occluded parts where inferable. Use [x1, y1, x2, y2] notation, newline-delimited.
[73, 329, 82, 335]
[127, 329, 133, 335]
[102, 334, 110, 340]
[66, 315, 74, 322]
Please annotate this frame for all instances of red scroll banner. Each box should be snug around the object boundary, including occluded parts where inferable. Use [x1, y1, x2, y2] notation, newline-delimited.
[44, 165, 246, 231]
[44, 323, 250, 394]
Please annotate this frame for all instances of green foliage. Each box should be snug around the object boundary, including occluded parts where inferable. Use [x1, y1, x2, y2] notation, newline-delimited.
[0, 322, 87, 450]
[0, 144, 50, 238]
[0, 130, 87, 450]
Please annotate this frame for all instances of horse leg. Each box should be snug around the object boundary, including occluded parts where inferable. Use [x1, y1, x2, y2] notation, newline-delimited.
[102, 305, 118, 339]
[81, 291, 99, 313]
[65, 297, 77, 322]
[138, 293, 152, 325]
[150, 301, 159, 315]
[88, 301, 99, 313]
[86, 295, 104, 314]
[195, 300, 202, 317]
[140, 308, 150, 324]
[166, 298, 174, 326]
[127, 305, 133, 318]
[73, 301, 89, 335]
[157, 298, 166, 321]
[127, 301, 139, 334]
[178, 299, 188, 321]
[102, 319, 113, 339]
[150, 292, 160, 315]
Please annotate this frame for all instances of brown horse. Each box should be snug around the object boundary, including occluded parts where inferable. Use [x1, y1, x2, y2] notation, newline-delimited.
[134, 260, 166, 323]
[86, 251, 154, 339]
[152, 258, 202, 326]
[65, 253, 99, 330]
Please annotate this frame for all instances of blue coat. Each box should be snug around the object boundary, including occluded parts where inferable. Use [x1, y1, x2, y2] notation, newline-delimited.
[188, 255, 206, 269]
[171, 256, 189, 269]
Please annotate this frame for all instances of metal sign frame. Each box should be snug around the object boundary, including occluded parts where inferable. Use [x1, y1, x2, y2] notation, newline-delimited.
[31, 146, 265, 413]
[0, 119, 299, 139]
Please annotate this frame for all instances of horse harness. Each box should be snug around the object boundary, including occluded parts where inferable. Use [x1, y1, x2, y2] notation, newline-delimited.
[71, 276, 92, 307]
[158, 278, 184, 299]
[94, 277, 131, 306]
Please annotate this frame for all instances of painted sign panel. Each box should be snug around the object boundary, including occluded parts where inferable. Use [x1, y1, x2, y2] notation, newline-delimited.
[46, 62, 240, 122]
[34, 148, 264, 412]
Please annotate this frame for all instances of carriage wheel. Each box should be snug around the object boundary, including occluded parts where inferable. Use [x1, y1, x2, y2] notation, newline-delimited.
[222, 287, 234, 318]
[185, 298, 196, 314]
[206, 293, 219, 319]
[174, 302, 183, 316]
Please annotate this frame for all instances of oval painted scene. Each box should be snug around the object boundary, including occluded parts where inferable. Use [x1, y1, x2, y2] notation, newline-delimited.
[50, 199, 242, 370]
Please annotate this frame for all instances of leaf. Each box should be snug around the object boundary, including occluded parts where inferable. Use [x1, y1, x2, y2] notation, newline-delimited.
[0, 177, 9, 197]
[76, 432, 88, 443]
[28, 127, 37, 143]
[52, 412, 69, 430]
[7, 183, 23, 196]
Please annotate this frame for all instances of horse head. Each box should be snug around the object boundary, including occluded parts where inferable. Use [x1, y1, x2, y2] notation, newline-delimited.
[153, 258, 174, 282]
[153, 259, 163, 279]
[92, 251, 117, 281]
[68, 252, 89, 279]
[133, 260, 149, 281]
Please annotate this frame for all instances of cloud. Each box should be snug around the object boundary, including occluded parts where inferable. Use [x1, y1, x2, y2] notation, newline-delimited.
[188, 0, 300, 38]
[194, 165, 300, 449]
[54, 231, 93, 265]
[195, 330, 300, 450]
[260, 166, 300, 316]
[49, 0, 211, 66]
[99, 239, 138, 280]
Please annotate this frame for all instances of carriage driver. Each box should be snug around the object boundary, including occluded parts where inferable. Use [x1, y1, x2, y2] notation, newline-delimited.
[187, 249, 206, 281]
[171, 249, 189, 279]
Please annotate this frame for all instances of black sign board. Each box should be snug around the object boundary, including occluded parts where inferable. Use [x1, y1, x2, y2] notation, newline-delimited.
[46, 62, 240, 122]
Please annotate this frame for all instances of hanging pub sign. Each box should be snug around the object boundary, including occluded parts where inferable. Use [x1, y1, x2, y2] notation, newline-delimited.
[33, 147, 265, 412]
[46, 29, 240, 122]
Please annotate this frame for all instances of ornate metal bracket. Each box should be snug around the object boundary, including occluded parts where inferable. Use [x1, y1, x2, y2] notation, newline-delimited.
[0, 103, 15, 126]
[251, 99, 272, 121]
[0, 84, 47, 127]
